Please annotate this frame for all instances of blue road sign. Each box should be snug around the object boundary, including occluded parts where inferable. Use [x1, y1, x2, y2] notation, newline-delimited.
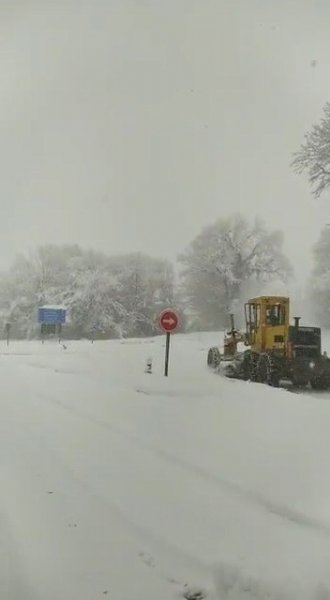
[38, 307, 66, 325]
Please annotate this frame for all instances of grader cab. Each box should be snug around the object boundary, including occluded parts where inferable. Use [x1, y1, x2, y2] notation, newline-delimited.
[208, 296, 330, 389]
[245, 296, 289, 352]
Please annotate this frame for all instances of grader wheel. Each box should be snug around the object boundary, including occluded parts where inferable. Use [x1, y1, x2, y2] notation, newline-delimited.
[257, 353, 280, 387]
[207, 347, 221, 368]
[292, 374, 309, 389]
[257, 354, 268, 384]
[310, 376, 327, 390]
[242, 351, 259, 381]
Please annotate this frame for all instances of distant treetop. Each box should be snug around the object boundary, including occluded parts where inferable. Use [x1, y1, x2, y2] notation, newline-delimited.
[292, 102, 330, 197]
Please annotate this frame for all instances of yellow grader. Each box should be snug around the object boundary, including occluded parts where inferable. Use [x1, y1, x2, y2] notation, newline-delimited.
[207, 296, 330, 389]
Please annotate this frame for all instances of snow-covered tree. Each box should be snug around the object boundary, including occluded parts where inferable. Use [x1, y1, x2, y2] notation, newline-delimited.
[309, 226, 330, 326]
[108, 253, 175, 337]
[0, 246, 175, 339]
[293, 102, 330, 197]
[179, 215, 292, 330]
[67, 268, 127, 339]
[0, 246, 84, 337]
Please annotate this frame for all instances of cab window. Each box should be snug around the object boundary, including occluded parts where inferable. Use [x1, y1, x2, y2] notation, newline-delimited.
[266, 304, 285, 326]
[247, 303, 260, 329]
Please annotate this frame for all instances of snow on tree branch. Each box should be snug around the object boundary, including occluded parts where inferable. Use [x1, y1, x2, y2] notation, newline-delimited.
[0, 246, 176, 339]
[292, 102, 330, 197]
[178, 215, 292, 329]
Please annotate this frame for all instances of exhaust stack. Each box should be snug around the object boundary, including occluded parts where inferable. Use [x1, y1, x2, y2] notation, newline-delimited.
[230, 313, 235, 332]
[294, 317, 301, 329]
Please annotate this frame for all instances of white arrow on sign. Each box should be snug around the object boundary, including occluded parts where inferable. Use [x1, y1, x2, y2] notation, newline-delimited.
[162, 317, 176, 325]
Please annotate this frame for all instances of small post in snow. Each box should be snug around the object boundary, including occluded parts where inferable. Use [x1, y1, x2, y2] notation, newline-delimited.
[145, 357, 153, 374]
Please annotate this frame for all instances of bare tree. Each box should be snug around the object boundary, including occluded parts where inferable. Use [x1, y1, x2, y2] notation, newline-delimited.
[308, 226, 330, 327]
[292, 102, 330, 197]
[179, 215, 292, 330]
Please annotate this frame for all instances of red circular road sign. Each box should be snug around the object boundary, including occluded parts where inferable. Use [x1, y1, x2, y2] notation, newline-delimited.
[158, 308, 181, 333]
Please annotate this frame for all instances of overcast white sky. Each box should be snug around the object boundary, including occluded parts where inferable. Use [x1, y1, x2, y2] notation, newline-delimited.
[0, 0, 330, 281]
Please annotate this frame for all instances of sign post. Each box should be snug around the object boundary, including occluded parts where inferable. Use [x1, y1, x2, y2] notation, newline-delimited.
[158, 308, 181, 376]
[5, 322, 11, 347]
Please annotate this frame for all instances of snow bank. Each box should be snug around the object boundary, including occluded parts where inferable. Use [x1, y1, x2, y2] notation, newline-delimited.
[214, 562, 330, 600]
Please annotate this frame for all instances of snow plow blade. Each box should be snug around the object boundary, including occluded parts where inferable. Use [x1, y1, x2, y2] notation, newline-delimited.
[216, 353, 246, 379]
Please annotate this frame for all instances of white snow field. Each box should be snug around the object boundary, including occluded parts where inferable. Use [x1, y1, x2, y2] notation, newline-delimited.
[2, 332, 330, 599]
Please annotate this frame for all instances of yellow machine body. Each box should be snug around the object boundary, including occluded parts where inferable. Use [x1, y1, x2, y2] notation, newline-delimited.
[245, 296, 290, 354]
[208, 295, 330, 389]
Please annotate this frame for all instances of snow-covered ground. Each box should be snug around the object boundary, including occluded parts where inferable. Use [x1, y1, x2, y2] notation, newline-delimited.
[2, 332, 330, 599]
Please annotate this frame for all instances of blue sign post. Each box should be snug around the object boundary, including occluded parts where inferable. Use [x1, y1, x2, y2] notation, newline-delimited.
[38, 306, 67, 343]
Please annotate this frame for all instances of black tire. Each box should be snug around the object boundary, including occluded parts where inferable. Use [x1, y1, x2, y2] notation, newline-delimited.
[292, 377, 309, 389]
[257, 353, 280, 387]
[310, 376, 327, 390]
[257, 354, 268, 383]
[207, 347, 221, 368]
[243, 351, 259, 381]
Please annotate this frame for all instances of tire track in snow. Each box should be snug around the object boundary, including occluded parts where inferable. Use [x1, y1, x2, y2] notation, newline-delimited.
[1, 396, 213, 598]
[9, 393, 209, 579]
[36, 390, 330, 540]
[0, 513, 36, 600]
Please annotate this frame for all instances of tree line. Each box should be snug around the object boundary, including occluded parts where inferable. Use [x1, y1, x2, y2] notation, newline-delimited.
[0, 247, 175, 339]
[0, 214, 295, 339]
[1, 215, 329, 339]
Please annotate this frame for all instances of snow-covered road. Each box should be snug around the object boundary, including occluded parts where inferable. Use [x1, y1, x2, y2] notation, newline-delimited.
[2, 333, 330, 599]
